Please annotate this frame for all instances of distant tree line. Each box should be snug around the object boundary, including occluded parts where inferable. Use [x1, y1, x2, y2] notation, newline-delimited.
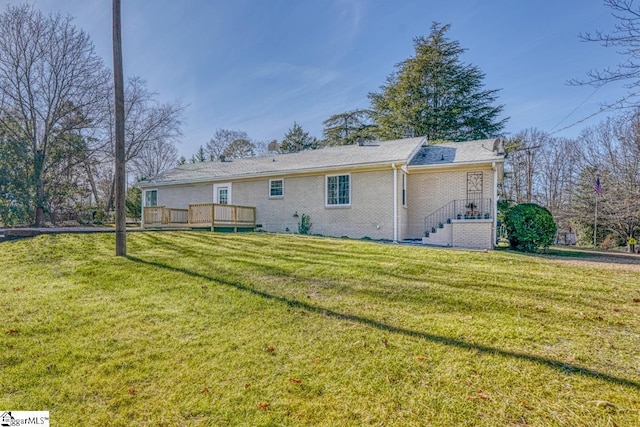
[503, 111, 640, 247]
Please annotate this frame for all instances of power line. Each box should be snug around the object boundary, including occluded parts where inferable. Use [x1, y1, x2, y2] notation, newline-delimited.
[549, 90, 640, 135]
[549, 86, 601, 132]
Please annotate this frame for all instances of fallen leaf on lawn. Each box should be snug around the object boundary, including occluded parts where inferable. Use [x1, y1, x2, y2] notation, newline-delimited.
[6, 329, 18, 335]
[477, 390, 490, 400]
[633, 298, 640, 303]
[200, 387, 209, 393]
[613, 308, 621, 312]
[289, 378, 302, 383]
[244, 383, 251, 389]
[416, 355, 427, 362]
[257, 402, 270, 410]
[467, 390, 491, 401]
[265, 345, 276, 353]
[128, 387, 137, 395]
[594, 400, 616, 409]
[382, 339, 388, 348]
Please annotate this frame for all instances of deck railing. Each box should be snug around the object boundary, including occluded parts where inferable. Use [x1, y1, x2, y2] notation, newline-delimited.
[143, 206, 189, 225]
[144, 203, 256, 229]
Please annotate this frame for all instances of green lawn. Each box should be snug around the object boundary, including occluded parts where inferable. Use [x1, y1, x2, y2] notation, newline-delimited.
[1, 232, 639, 426]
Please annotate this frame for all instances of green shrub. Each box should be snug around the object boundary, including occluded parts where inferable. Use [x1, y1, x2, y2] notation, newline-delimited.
[504, 203, 556, 253]
[93, 208, 108, 225]
[298, 213, 312, 235]
[126, 187, 142, 221]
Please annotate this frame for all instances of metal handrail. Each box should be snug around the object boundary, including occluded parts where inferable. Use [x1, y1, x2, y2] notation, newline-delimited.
[424, 198, 493, 235]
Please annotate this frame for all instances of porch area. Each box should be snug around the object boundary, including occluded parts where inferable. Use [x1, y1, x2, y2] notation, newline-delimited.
[143, 203, 256, 232]
[421, 198, 495, 249]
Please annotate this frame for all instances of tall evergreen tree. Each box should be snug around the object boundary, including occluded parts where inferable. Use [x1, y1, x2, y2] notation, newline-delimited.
[279, 122, 318, 153]
[368, 22, 507, 142]
[322, 109, 376, 146]
[190, 145, 207, 163]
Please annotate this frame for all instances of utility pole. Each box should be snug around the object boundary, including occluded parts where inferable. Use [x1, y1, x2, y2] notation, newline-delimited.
[113, 0, 126, 256]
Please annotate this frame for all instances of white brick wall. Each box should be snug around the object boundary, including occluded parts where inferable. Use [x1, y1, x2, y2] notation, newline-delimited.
[154, 168, 398, 240]
[405, 167, 494, 239]
[152, 163, 497, 247]
[452, 221, 493, 249]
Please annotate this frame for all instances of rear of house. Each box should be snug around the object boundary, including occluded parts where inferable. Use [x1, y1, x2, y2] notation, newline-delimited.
[139, 136, 505, 248]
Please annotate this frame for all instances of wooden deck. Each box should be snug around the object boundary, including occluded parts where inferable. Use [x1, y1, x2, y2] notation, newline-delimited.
[143, 203, 256, 232]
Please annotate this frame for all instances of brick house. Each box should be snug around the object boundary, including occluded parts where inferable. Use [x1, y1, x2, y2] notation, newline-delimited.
[139, 136, 505, 249]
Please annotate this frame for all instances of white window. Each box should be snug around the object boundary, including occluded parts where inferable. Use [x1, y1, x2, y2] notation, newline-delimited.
[144, 189, 157, 207]
[213, 183, 232, 204]
[326, 174, 350, 206]
[269, 179, 284, 198]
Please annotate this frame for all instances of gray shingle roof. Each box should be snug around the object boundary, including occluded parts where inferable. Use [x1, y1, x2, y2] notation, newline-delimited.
[141, 137, 504, 187]
[408, 139, 504, 166]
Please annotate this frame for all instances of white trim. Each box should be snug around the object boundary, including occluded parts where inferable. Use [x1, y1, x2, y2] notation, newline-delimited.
[493, 162, 498, 249]
[407, 159, 505, 172]
[268, 178, 284, 198]
[325, 173, 351, 207]
[392, 163, 398, 242]
[213, 182, 232, 204]
[143, 189, 158, 207]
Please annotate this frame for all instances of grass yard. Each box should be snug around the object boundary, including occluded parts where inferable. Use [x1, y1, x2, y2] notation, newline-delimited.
[1, 232, 639, 426]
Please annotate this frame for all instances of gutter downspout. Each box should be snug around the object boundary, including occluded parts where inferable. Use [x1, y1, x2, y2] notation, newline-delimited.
[492, 162, 498, 249]
[392, 163, 398, 242]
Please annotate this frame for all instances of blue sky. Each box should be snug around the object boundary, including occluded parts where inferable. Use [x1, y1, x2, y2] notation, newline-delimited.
[24, 1, 630, 156]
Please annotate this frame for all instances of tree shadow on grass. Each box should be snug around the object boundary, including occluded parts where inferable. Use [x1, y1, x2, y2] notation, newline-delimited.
[126, 255, 640, 391]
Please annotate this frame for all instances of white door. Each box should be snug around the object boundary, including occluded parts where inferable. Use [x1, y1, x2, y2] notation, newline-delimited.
[213, 183, 232, 204]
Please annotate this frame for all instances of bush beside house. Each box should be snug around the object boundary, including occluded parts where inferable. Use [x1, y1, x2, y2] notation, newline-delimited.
[504, 203, 557, 253]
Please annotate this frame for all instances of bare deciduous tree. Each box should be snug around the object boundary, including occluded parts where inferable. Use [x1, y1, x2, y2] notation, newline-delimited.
[577, 0, 640, 90]
[223, 138, 255, 159]
[502, 128, 545, 204]
[0, 4, 110, 226]
[576, 112, 640, 242]
[130, 138, 178, 180]
[98, 76, 182, 210]
[206, 129, 249, 160]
